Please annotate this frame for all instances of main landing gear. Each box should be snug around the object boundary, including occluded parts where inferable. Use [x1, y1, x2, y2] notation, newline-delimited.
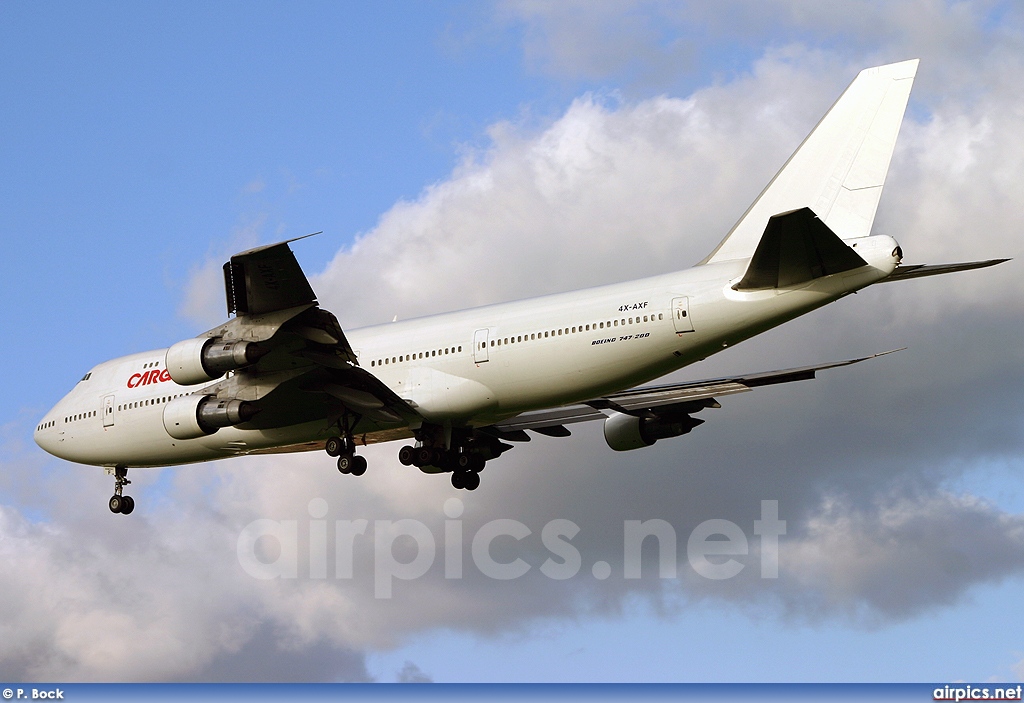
[325, 435, 367, 476]
[107, 466, 135, 515]
[397, 444, 487, 491]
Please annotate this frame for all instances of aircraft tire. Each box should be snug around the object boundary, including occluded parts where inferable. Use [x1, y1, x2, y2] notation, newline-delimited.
[350, 455, 367, 476]
[325, 437, 344, 457]
[108, 495, 122, 514]
[120, 495, 135, 515]
[414, 447, 434, 467]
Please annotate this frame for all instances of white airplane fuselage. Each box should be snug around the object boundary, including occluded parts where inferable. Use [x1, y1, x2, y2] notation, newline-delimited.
[34, 234, 900, 469]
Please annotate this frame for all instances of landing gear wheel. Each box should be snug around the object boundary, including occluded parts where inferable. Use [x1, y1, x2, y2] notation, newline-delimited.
[337, 454, 353, 474]
[108, 465, 133, 515]
[398, 445, 415, 466]
[455, 454, 471, 470]
[462, 471, 480, 491]
[325, 436, 345, 457]
[350, 455, 367, 476]
[451, 471, 467, 490]
[414, 447, 435, 467]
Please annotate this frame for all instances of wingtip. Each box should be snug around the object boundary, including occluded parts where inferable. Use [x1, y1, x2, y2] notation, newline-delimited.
[233, 231, 323, 258]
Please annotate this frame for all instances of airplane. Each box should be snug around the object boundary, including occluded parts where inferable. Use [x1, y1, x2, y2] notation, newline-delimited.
[34, 59, 1008, 514]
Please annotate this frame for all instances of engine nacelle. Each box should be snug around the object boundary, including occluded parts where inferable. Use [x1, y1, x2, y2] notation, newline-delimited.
[603, 411, 703, 451]
[162, 394, 259, 440]
[165, 337, 264, 386]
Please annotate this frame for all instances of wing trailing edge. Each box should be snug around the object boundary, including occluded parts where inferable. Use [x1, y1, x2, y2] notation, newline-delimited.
[490, 350, 901, 435]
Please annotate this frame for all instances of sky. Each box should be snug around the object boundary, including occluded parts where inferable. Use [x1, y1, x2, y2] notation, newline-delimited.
[2, 0, 1024, 684]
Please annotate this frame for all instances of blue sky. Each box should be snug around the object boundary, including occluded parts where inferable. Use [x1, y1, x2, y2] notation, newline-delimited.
[2, 0, 1024, 683]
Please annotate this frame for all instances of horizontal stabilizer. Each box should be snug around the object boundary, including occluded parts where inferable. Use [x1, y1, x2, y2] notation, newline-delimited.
[734, 207, 867, 290]
[881, 259, 1010, 283]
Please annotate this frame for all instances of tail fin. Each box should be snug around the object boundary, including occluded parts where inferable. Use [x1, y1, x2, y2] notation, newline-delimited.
[701, 59, 918, 265]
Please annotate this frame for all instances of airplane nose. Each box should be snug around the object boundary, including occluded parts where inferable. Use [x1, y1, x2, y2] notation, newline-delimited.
[34, 420, 61, 458]
[34, 425, 51, 454]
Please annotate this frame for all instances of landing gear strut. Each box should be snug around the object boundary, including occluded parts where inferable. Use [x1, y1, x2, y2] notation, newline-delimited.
[326, 416, 367, 476]
[107, 466, 135, 515]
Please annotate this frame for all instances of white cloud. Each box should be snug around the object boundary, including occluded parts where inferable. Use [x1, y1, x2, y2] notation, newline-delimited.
[177, 216, 266, 330]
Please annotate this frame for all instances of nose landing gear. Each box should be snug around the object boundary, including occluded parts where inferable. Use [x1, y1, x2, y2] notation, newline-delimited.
[107, 466, 135, 515]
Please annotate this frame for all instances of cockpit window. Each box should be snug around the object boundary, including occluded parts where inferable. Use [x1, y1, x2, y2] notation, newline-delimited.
[80, 372, 92, 382]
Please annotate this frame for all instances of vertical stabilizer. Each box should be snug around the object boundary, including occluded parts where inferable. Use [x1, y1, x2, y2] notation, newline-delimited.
[701, 59, 918, 265]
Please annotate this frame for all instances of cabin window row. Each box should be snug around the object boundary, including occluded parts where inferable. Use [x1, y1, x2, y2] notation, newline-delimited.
[64, 411, 97, 423]
[118, 393, 187, 412]
[485, 313, 665, 348]
[37, 420, 56, 431]
[371, 345, 464, 368]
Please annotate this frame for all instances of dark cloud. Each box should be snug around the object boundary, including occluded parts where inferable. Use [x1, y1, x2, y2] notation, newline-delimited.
[396, 661, 433, 683]
[187, 623, 371, 683]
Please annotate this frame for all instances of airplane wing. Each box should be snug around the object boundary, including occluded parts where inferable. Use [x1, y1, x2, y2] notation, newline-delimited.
[880, 259, 1009, 282]
[192, 237, 422, 435]
[223, 234, 319, 316]
[485, 350, 900, 439]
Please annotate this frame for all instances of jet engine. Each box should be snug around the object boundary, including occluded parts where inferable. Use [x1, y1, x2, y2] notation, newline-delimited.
[603, 411, 704, 451]
[162, 394, 259, 440]
[165, 337, 265, 385]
